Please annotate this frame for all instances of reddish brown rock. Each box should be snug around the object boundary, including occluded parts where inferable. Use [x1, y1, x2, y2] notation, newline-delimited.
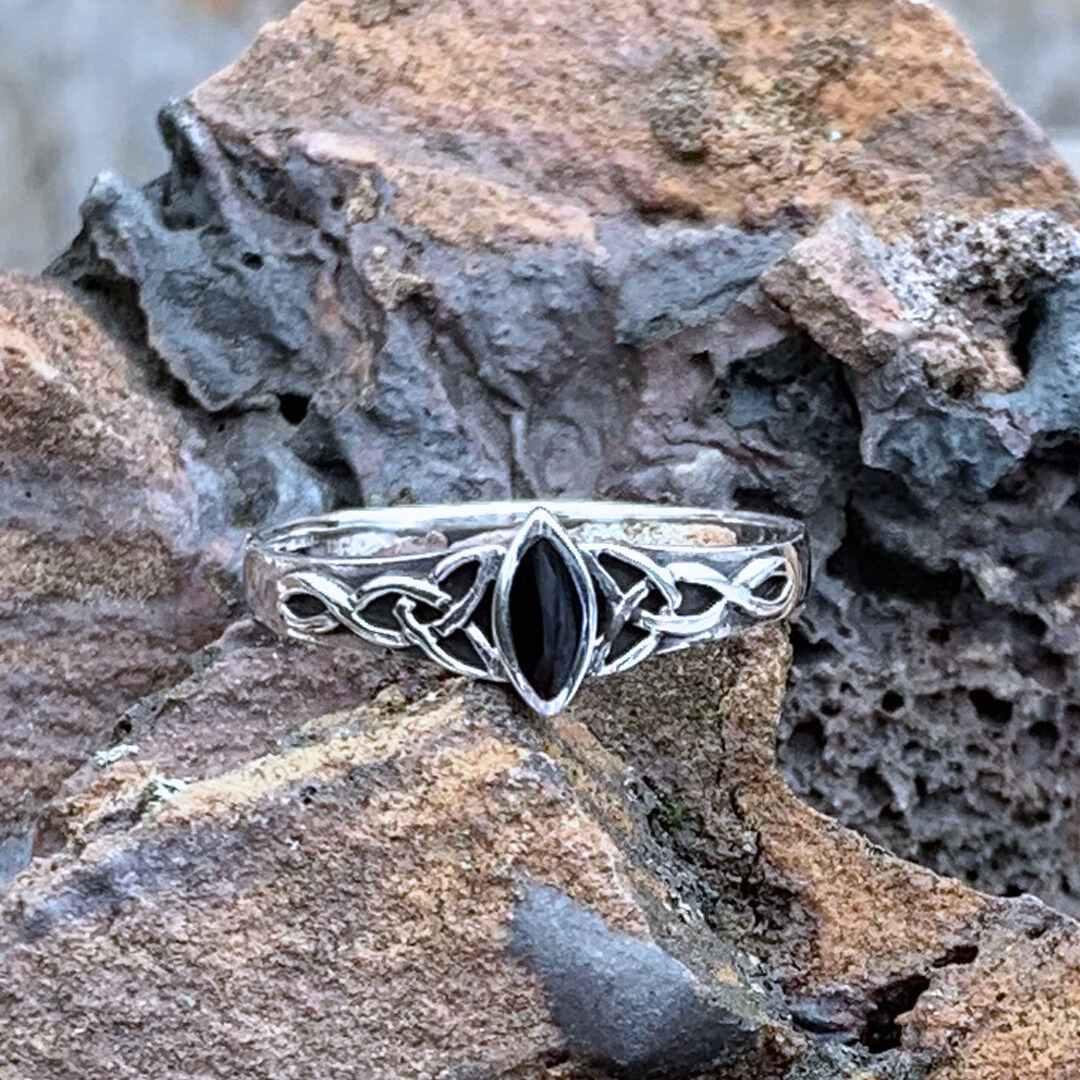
[3, 629, 1078, 1078]
[0, 275, 232, 881]
[195, 0, 1077, 232]
[3, 1, 1080, 1075]
[762, 205, 1080, 394]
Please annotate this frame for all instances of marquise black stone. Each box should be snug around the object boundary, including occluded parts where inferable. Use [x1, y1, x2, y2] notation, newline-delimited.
[508, 538, 585, 701]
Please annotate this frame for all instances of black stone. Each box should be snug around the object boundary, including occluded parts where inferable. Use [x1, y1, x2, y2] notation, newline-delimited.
[508, 538, 584, 700]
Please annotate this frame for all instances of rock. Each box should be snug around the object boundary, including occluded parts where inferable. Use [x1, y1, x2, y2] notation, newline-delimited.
[39, 0, 1080, 917]
[1, 1, 1080, 1072]
[0, 274, 235, 882]
[761, 206, 1080, 395]
[3, 630, 1078, 1078]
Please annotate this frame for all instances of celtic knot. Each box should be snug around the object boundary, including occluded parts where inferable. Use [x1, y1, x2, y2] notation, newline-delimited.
[279, 544, 508, 682]
[276, 535, 796, 690]
[581, 544, 795, 676]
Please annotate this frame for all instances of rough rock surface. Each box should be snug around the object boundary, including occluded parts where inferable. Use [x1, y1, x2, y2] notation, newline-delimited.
[36, 0, 1080, 917]
[0, 274, 234, 882]
[4, 629, 1079, 1079]
[4, 2, 1080, 1074]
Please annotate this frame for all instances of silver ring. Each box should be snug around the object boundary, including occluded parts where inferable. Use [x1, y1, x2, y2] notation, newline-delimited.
[244, 501, 811, 717]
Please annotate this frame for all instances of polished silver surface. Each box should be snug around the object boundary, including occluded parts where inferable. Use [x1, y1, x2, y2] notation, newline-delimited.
[244, 501, 811, 716]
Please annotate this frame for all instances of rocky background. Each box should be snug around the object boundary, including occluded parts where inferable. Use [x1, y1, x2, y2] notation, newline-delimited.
[3, 0, 1080, 1075]
[4, 1, 1080, 271]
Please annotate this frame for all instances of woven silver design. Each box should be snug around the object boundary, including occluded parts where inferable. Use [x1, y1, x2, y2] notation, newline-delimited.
[268, 507, 801, 716]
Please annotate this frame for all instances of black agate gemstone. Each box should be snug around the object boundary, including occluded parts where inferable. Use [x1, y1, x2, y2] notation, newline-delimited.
[508, 538, 584, 700]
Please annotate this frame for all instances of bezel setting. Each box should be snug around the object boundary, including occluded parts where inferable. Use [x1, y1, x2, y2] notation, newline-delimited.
[252, 501, 809, 718]
[493, 508, 599, 717]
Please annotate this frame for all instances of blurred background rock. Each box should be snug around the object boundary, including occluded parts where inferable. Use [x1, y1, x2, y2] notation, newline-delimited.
[0, 0, 1077, 270]
[0, 0, 297, 271]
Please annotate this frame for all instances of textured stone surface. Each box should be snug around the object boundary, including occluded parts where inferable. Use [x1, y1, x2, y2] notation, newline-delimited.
[38, 0, 1080, 916]
[0, 274, 233, 883]
[3, 630, 1078, 1078]
[3, 2, 1080, 1073]
[8, 2, 1080, 272]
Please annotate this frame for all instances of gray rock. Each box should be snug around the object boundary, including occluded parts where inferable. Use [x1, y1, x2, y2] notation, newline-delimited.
[511, 883, 758, 1077]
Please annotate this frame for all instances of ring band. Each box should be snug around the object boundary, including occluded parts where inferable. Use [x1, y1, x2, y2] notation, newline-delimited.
[244, 502, 811, 716]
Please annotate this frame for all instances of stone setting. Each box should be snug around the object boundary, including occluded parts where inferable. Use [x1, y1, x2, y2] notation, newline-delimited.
[494, 509, 597, 715]
[508, 538, 585, 700]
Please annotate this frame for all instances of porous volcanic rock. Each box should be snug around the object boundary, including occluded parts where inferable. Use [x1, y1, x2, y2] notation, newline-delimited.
[42, 0, 1080, 916]
[3, 630, 1078, 1079]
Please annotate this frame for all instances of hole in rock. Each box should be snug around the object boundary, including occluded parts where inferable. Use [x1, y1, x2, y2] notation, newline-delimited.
[278, 393, 311, 426]
[933, 944, 979, 968]
[242, 252, 264, 270]
[1025, 647, 1068, 692]
[787, 717, 826, 764]
[969, 688, 1013, 726]
[734, 486, 790, 517]
[827, 510, 963, 606]
[1022, 720, 1060, 757]
[790, 624, 839, 664]
[880, 690, 905, 714]
[860, 974, 931, 1054]
[918, 837, 941, 861]
[857, 766, 893, 811]
[170, 379, 198, 410]
[1009, 296, 1044, 377]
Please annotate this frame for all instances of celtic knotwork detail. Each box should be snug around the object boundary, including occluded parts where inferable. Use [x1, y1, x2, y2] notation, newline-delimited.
[279, 544, 508, 682]
[581, 544, 796, 676]
[274, 508, 800, 715]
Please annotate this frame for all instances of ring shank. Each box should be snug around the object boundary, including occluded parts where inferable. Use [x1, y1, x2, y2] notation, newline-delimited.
[250, 500, 806, 562]
[245, 501, 811, 710]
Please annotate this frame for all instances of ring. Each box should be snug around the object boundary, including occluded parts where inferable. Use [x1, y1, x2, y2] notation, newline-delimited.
[244, 502, 811, 716]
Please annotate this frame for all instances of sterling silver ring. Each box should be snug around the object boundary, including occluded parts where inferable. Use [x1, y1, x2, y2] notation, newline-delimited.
[244, 501, 811, 716]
